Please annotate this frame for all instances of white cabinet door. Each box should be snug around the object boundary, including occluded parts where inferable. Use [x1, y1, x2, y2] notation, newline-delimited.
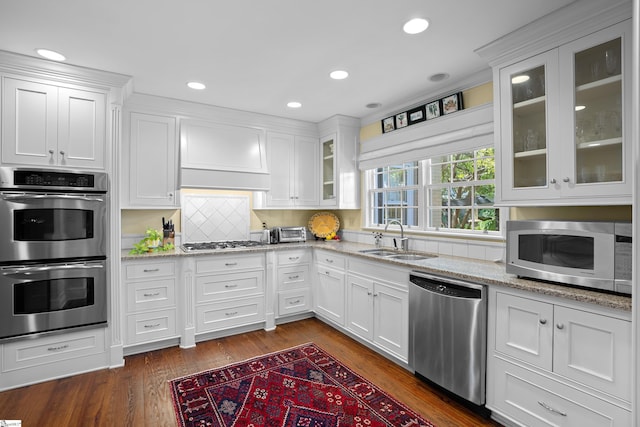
[373, 281, 408, 359]
[57, 87, 106, 169]
[265, 132, 294, 206]
[127, 112, 177, 206]
[346, 274, 374, 340]
[553, 305, 631, 402]
[315, 267, 345, 326]
[2, 78, 58, 166]
[293, 135, 319, 206]
[495, 292, 553, 370]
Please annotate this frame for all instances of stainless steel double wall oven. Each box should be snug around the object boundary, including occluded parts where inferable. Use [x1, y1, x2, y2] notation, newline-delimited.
[0, 167, 108, 341]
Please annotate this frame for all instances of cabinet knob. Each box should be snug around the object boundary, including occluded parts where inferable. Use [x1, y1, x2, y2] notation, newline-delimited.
[59, 150, 65, 157]
[48, 149, 55, 155]
[168, 193, 173, 197]
[556, 323, 565, 330]
[562, 177, 570, 183]
[539, 319, 547, 325]
[550, 178, 557, 184]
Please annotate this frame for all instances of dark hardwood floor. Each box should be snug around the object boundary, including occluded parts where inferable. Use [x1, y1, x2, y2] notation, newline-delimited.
[0, 318, 502, 426]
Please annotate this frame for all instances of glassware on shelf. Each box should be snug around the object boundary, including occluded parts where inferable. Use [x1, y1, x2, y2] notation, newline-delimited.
[605, 49, 617, 75]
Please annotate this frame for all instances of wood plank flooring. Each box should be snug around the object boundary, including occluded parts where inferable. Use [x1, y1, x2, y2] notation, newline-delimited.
[0, 318, 502, 426]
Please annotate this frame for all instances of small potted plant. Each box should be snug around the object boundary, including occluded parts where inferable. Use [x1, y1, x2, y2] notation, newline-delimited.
[144, 227, 163, 248]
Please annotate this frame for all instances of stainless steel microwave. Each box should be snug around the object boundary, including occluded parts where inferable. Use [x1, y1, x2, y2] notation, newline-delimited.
[506, 220, 632, 295]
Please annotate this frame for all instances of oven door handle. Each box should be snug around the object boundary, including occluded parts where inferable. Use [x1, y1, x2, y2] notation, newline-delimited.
[2, 263, 104, 276]
[0, 194, 104, 203]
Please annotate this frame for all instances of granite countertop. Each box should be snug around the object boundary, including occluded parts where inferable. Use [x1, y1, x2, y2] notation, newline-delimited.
[121, 240, 631, 312]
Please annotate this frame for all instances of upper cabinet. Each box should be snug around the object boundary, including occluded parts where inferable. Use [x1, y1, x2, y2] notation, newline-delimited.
[318, 115, 360, 209]
[478, 2, 632, 206]
[2, 77, 107, 169]
[263, 132, 318, 208]
[123, 111, 178, 207]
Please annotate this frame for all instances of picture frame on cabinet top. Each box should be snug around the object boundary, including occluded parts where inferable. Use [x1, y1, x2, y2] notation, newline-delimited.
[442, 92, 463, 115]
[426, 100, 441, 119]
[407, 106, 426, 124]
[395, 111, 408, 129]
[382, 116, 395, 133]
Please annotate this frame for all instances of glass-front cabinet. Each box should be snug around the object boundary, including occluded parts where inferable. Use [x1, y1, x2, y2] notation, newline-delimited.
[497, 20, 631, 205]
[320, 134, 336, 205]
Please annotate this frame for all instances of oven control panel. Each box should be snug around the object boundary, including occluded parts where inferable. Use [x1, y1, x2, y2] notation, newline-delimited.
[0, 167, 108, 192]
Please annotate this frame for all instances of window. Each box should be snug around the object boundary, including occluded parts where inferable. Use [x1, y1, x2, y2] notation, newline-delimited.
[366, 147, 501, 235]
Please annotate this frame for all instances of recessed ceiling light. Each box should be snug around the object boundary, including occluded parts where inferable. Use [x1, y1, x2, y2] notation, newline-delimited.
[287, 101, 302, 108]
[511, 75, 530, 84]
[329, 70, 349, 80]
[403, 18, 429, 35]
[366, 103, 382, 109]
[575, 105, 586, 111]
[187, 81, 206, 90]
[429, 73, 450, 82]
[35, 48, 65, 61]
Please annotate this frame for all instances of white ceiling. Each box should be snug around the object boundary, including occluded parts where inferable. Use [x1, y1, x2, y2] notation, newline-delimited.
[0, 0, 576, 123]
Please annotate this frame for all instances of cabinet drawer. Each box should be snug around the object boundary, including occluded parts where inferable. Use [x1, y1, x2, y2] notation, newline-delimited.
[196, 296, 265, 333]
[195, 271, 264, 303]
[277, 249, 311, 266]
[278, 264, 310, 290]
[125, 261, 175, 280]
[349, 258, 408, 288]
[491, 356, 631, 427]
[196, 254, 264, 273]
[315, 250, 345, 270]
[126, 278, 176, 313]
[278, 288, 312, 316]
[2, 327, 106, 372]
[125, 309, 177, 345]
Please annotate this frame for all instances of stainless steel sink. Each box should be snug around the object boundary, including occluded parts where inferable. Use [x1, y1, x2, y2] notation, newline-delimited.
[359, 249, 400, 257]
[387, 253, 434, 261]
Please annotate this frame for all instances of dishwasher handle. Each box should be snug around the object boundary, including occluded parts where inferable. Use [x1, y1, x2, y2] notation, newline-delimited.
[410, 271, 484, 298]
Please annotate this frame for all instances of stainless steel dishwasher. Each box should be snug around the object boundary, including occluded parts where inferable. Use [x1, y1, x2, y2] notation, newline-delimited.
[409, 271, 487, 406]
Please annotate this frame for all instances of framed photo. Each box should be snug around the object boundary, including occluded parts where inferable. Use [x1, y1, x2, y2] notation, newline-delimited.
[395, 112, 408, 129]
[426, 100, 441, 120]
[382, 116, 395, 133]
[441, 92, 463, 115]
[407, 106, 426, 125]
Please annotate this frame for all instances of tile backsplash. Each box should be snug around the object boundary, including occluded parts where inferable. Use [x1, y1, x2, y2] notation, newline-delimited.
[181, 194, 250, 242]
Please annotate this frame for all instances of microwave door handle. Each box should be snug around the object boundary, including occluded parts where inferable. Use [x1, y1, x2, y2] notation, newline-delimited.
[0, 194, 104, 203]
[2, 263, 104, 276]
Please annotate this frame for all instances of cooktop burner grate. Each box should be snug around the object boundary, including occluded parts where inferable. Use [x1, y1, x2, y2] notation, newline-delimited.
[181, 240, 264, 251]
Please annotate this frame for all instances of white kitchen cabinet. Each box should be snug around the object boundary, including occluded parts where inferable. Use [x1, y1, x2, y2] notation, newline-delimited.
[346, 258, 408, 361]
[275, 248, 313, 317]
[317, 115, 360, 208]
[263, 132, 318, 207]
[488, 288, 631, 426]
[2, 77, 106, 169]
[193, 253, 265, 334]
[124, 111, 178, 207]
[122, 259, 178, 349]
[493, 19, 631, 205]
[314, 249, 346, 326]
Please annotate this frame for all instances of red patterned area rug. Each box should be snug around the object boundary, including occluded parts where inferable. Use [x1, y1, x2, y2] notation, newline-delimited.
[169, 342, 436, 427]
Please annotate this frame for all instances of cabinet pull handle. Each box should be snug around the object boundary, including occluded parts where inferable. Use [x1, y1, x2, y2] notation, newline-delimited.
[550, 178, 557, 184]
[373, 293, 379, 297]
[143, 323, 161, 328]
[225, 284, 238, 288]
[562, 177, 570, 183]
[288, 275, 300, 280]
[556, 323, 565, 330]
[367, 291, 372, 296]
[225, 311, 238, 316]
[290, 299, 301, 304]
[538, 401, 567, 416]
[325, 259, 334, 263]
[48, 149, 55, 155]
[143, 292, 160, 297]
[143, 268, 160, 273]
[288, 256, 299, 261]
[325, 271, 331, 275]
[539, 319, 547, 325]
[47, 344, 69, 352]
[225, 262, 238, 266]
[59, 150, 65, 157]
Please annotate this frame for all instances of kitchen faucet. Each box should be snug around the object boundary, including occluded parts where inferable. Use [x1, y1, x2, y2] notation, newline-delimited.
[384, 219, 409, 252]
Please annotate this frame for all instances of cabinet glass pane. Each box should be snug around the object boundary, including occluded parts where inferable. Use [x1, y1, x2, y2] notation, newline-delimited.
[322, 139, 335, 200]
[511, 65, 547, 188]
[574, 38, 622, 184]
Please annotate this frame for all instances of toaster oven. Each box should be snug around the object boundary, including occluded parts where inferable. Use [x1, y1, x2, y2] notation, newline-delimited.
[273, 226, 306, 243]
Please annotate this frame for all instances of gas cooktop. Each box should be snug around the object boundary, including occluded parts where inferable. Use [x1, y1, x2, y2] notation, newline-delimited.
[181, 240, 265, 252]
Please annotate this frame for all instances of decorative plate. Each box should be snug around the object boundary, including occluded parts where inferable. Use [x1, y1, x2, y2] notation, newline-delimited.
[308, 212, 340, 238]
